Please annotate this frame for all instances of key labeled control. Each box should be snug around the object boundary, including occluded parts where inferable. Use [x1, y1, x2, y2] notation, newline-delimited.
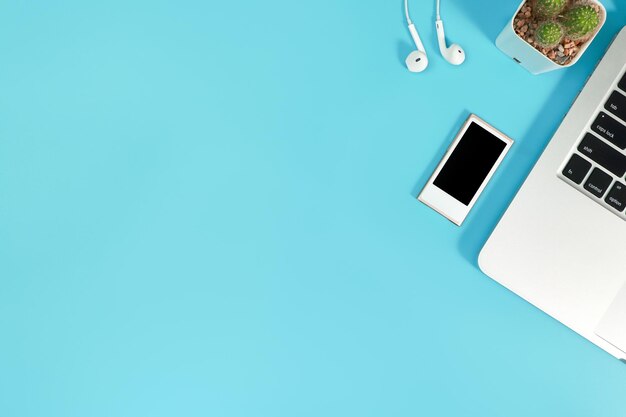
[562, 154, 591, 184]
[605, 181, 626, 212]
[584, 168, 612, 198]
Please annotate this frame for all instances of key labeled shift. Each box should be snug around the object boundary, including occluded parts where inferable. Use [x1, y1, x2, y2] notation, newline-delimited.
[577, 133, 626, 178]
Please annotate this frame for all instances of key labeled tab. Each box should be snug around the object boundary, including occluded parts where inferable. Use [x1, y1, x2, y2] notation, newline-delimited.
[584, 167, 612, 198]
[605, 90, 626, 123]
[577, 133, 626, 178]
[605, 181, 626, 212]
[591, 112, 626, 150]
[562, 153, 591, 184]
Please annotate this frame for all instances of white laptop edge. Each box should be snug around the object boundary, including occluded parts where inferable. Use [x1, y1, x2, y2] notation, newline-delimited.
[479, 27, 626, 361]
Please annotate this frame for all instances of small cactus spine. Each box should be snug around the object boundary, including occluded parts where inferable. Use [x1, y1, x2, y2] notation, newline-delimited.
[535, 21, 564, 48]
[561, 5, 601, 39]
[533, 0, 567, 19]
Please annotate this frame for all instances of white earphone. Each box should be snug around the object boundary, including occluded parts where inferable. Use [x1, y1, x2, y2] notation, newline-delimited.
[404, 0, 428, 73]
[404, 0, 465, 73]
[435, 0, 465, 66]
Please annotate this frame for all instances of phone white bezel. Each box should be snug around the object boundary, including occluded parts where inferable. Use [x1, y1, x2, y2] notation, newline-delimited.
[418, 114, 514, 226]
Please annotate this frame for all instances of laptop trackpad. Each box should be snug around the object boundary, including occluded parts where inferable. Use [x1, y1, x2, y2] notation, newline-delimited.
[596, 283, 626, 355]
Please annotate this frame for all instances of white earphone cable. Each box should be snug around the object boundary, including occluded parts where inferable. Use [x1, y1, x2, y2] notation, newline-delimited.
[406, 0, 441, 24]
[404, 0, 412, 24]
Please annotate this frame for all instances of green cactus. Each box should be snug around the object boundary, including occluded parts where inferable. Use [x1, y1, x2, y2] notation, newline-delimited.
[535, 21, 564, 48]
[561, 5, 601, 39]
[533, 0, 567, 19]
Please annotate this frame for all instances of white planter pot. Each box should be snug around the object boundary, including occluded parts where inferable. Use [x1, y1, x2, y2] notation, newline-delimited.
[496, 1, 606, 75]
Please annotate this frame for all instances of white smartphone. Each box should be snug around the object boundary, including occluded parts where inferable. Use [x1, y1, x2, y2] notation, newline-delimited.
[418, 114, 514, 226]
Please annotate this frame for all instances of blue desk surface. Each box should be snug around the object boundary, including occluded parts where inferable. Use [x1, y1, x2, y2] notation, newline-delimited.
[1, 0, 625, 416]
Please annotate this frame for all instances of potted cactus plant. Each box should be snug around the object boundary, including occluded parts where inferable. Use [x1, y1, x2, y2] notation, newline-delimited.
[496, 0, 606, 74]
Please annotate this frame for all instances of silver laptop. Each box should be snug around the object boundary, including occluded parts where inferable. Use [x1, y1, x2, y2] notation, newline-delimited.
[480, 27, 626, 360]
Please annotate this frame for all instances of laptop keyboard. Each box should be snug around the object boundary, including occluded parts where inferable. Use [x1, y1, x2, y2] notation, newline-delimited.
[560, 71, 626, 219]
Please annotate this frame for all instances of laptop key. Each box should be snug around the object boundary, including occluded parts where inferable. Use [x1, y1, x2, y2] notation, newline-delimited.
[605, 90, 626, 123]
[591, 112, 626, 150]
[562, 154, 591, 184]
[584, 168, 612, 198]
[577, 133, 626, 177]
[605, 181, 626, 212]
[620, 72, 626, 92]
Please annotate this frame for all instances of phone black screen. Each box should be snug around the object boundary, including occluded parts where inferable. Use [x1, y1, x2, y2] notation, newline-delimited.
[433, 122, 507, 206]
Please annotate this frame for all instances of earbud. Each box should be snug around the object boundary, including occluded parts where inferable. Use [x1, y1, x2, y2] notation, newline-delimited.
[405, 50, 428, 73]
[404, 0, 429, 73]
[405, 23, 429, 73]
[436, 19, 465, 66]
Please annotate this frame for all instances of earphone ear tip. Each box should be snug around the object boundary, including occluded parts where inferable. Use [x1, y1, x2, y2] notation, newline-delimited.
[455, 50, 466, 65]
[405, 50, 429, 72]
[447, 45, 465, 65]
